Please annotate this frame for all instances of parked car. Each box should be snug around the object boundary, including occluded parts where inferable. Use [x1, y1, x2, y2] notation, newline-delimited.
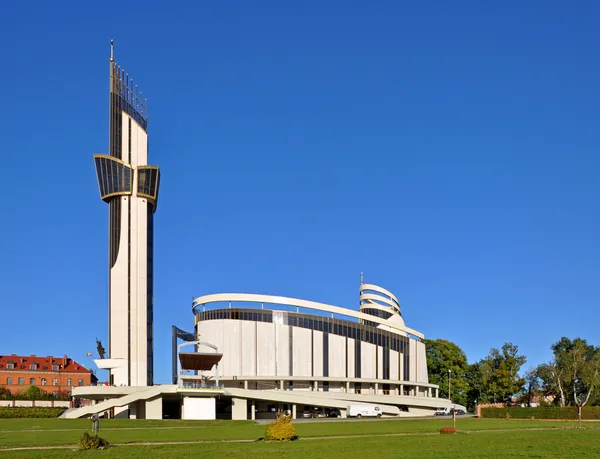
[327, 408, 341, 418]
[453, 409, 466, 415]
[347, 404, 382, 418]
[435, 407, 452, 416]
[302, 411, 312, 419]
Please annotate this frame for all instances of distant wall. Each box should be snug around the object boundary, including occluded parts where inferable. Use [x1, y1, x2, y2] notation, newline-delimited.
[0, 400, 70, 408]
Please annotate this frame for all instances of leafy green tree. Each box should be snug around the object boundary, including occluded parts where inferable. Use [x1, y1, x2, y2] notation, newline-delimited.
[538, 337, 600, 411]
[19, 385, 46, 400]
[423, 338, 469, 407]
[477, 342, 526, 404]
[465, 361, 486, 410]
[0, 387, 11, 400]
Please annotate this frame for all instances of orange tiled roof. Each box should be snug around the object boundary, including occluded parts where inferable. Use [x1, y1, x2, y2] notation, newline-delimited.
[0, 355, 92, 373]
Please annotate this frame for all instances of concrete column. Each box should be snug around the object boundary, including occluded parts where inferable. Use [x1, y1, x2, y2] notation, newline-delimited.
[145, 396, 163, 420]
[428, 387, 432, 397]
[244, 380, 248, 389]
[292, 404, 296, 419]
[280, 380, 284, 390]
[375, 383, 379, 395]
[231, 398, 248, 420]
[436, 388, 439, 398]
[251, 400, 256, 420]
[345, 381, 350, 393]
[400, 384, 404, 395]
[314, 381, 318, 391]
[128, 402, 138, 419]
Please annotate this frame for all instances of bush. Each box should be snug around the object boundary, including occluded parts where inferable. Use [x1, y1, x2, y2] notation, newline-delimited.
[480, 406, 600, 420]
[78, 432, 109, 450]
[0, 388, 11, 400]
[440, 427, 456, 434]
[264, 415, 296, 442]
[0, 407, 66, 418]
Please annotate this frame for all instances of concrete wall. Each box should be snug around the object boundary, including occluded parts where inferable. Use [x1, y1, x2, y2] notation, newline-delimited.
[195, 318, 430, 385]
[361, 342, 376, 379]
[231, 397, 247, 420]
[329, 334, 345, 378]
[145, 396, 162, 420]
[416, 340, 429, 383]
[312, 331, 323, 377]
[293, 327, 311, 377]
[347, 338, 355, 378]
[390, 350, 399, 380]
[409, 339, 417, 382]
[183, 397, 216, 420]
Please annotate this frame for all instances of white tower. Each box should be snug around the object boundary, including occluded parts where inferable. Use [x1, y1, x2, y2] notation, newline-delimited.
[94, 42, 160, 388]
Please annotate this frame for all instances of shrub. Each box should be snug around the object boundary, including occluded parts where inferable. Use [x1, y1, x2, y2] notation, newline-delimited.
[0, 407, 66, 418]
[78, 432, 109, 450]
[0, 388, 11, 400]
[440, 427, 456, 434]
[264, 415, 296, 442]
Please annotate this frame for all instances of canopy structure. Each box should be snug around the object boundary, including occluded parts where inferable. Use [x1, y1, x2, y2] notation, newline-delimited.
[179, 352, 223, 371]
[176, 340, 222, 388]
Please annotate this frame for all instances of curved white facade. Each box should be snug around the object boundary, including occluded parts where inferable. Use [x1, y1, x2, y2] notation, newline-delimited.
[188, 282, 459, 417]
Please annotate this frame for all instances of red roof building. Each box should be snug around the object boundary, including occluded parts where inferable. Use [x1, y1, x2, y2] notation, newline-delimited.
[0, 355, 96, 396]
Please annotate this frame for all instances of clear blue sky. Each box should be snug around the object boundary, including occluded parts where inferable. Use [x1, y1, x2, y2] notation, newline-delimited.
[1, 1, 598, 384]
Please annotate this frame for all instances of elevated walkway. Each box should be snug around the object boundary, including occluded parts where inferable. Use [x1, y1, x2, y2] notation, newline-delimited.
[62, 385, 178, 419]
[224, 388, 401, 416]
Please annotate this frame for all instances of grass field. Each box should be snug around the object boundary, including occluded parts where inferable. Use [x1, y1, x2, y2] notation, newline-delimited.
[2, 417, 599, 458]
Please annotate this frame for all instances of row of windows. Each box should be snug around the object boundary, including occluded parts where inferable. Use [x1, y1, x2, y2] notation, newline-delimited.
[196, 308, 412, 353]
[198, 309, 274, 324]
[4, 363, 60, 371]
[4, 378, 83, 386]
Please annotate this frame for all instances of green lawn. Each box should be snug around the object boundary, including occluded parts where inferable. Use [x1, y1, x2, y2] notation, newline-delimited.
[4, 428, 600, 459]
[1, 418, 599, 458]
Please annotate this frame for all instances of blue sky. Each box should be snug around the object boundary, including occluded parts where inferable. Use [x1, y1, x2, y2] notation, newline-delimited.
[1, 1, 598, 384]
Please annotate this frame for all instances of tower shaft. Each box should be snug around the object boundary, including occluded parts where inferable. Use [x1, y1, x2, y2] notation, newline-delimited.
[94, 48, 160, 388]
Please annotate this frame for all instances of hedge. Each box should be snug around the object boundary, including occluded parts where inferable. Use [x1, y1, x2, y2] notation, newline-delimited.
[481, 406, 600, 420]
[0, 407, 67, 418]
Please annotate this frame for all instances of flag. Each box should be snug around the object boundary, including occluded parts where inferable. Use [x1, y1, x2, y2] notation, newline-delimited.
[86, 352, 93, 357]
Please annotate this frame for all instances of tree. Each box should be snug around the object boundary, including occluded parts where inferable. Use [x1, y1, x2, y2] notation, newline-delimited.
[567, 339, 600, 421]
[477, 342, 526, 404]
[517, 367, 541, 407]
[19, 385, 46, 400]
[423, 339, 469, 407]
[0, 387, 11, 400]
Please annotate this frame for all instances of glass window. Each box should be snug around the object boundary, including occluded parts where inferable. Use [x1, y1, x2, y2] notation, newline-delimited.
[41, 378, 47, 386]
[7, 363, 14, 370]
[7, 377, 12, 385]
[52, 365, 59, 371]
[67, 379, 72, 386]
[30, 364, 36, 370]
[29, 378, 35, 385]
[95, 155, 133, 200]
[78, 379, 84, 387]
[18, 378, 24, 385]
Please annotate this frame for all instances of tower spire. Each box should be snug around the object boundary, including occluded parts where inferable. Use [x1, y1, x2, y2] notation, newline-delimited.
[110, 40, 115, 62]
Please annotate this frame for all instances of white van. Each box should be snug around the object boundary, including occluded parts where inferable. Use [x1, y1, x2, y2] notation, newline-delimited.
[347, 404, 382, 418]
[434, 407, 451, 416]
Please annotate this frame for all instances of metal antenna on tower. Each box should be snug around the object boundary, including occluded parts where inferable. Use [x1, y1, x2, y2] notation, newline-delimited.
[360, 272, 364, 285]
[110, 40, 115, 62]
